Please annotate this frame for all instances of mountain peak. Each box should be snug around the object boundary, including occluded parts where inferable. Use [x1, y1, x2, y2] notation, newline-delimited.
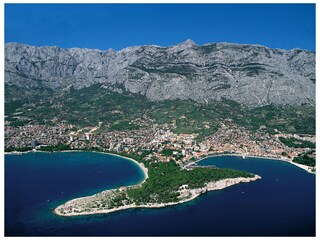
[176, 39, 197, 47]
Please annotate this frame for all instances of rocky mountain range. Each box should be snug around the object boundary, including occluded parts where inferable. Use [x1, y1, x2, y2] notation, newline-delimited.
[5, 40, 315, 107]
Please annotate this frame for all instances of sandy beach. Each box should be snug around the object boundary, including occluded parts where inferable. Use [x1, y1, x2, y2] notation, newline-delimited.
[6, 149, 313, 217]
[98, 152, 149, 183]
[185, 153, 315, 174]
[5, 149, 150, 181]
[6, 149, 314, 174]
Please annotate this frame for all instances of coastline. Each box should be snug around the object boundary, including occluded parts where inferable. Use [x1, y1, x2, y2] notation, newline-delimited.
[186, 153, 316, 174]
[60, 150, 149, 182]
[5, 150, 314, 175]
[7, 149, 312, 217]
[97, 151, 149, 183]
[5, 149, 149, 182]
[54, 174, 261, 217]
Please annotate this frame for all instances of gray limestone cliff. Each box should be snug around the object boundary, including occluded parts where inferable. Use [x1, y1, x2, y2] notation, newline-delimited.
[5, 40, 315, 107]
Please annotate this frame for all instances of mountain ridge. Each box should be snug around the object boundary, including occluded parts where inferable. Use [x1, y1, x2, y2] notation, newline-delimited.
[5, 40, 315, 108]
[5, 40, 316, 53]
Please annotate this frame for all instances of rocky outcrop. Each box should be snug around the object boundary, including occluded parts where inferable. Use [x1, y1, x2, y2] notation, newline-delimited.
[5, 40, 315, 107]
[55, 174, 261, 217]
[206, 175, 262, 190]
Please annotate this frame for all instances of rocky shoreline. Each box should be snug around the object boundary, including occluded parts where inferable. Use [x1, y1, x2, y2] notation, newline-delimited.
[54, 175, 261, 217]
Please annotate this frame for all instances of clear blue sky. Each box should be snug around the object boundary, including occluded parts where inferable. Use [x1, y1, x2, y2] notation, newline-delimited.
[5, 4, 315, 51]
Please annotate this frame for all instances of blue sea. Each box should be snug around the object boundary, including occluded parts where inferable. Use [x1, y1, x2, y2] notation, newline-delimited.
[5, 152, 315, 236]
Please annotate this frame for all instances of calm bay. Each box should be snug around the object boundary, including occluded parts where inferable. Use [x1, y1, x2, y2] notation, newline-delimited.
[5, 152, 315, 236]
